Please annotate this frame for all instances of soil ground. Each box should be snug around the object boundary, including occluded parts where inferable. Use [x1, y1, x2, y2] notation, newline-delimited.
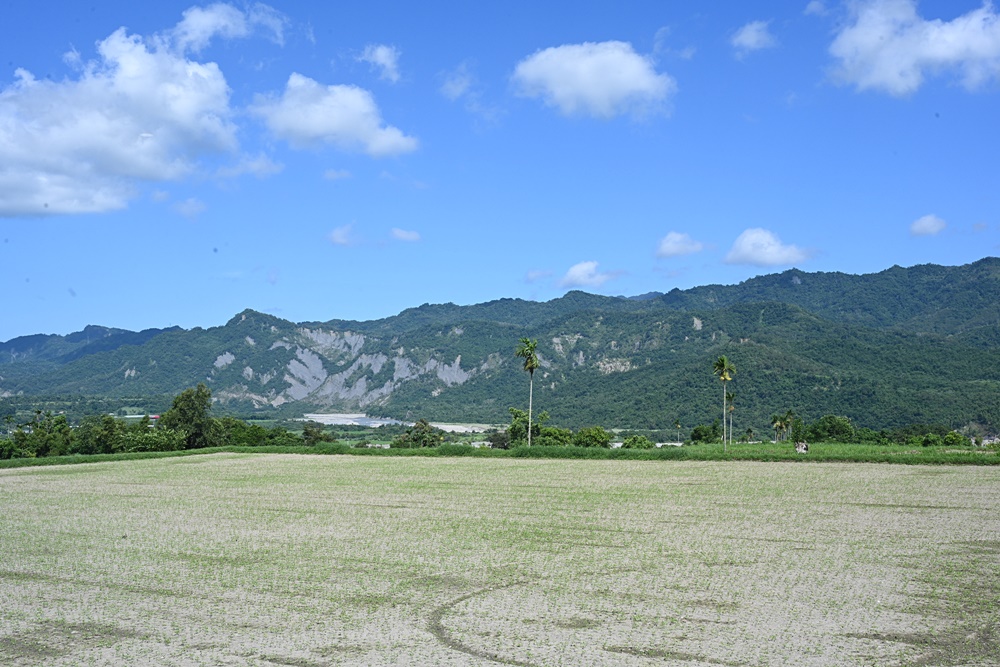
[0, 455, 997, 666]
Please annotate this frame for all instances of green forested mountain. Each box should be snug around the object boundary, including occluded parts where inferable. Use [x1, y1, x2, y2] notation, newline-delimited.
[2, 259, 999, 433]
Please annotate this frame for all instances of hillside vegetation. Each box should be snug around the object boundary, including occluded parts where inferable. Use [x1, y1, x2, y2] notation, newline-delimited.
[2, 258, 999, 433]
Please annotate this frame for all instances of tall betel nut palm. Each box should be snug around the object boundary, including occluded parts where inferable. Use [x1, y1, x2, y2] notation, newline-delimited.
[712, 355, 735, 452]
[515, 338, 540, 447]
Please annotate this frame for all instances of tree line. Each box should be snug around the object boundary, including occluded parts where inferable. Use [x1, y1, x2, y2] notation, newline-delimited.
[0, 384, 305, 459]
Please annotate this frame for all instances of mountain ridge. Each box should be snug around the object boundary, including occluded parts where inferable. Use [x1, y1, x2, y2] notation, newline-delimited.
[2, 258, 998, 433]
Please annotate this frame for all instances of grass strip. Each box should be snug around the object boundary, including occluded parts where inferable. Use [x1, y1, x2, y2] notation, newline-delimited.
[1, 441, 997, 469]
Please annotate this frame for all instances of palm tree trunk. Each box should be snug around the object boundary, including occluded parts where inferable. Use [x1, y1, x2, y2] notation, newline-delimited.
[722, 381, 727, 453]
[527, 374, 533, 447]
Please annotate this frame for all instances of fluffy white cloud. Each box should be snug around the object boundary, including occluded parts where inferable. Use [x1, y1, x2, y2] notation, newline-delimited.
[559, 261, 618, 288]
[724, 228, 810, 266]
[391, 227, 420, 242]
[910, 213, 947, 236]
[657, 231, 704, 258]
[252, 73, 418, 157]
[829, 0, 1000, 96]
[170, 2, 287, 53]
[0, 27, 239, 216]
[731, 20, 777, 57]
[328, 224, 354, 246]
[0, 3, 288, 217]
[511, 41, 676, 119]
[358, 44, 401, 83]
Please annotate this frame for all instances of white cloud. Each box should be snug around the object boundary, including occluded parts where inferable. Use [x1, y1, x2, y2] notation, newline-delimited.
[732, 20, 777, 58]
[216, 153, 283, 179]
[252, 73, 418, 157]
[0, 29, 237, 216]
[657, 231, 704, 258]
[358, 44, 401, 83]
[0, 4, 287, 218]
[559, 261, 618, 288]
[323, 169, 352, 181]
[804, 1, 828, 16]
[170, 3, 250, 53]
[725, 228, 810, 266]
[169, 2, 287, 53]
[512, 41, 676, 119]
[391, 227, 420, 242]
[441, 63, 475, 101]
[440, 61, 503, 123]
[829, 0, 1000, 96]
[328, 224, 354, 246]
[174, 197, 206, 218]
[910, 213, 946, 236]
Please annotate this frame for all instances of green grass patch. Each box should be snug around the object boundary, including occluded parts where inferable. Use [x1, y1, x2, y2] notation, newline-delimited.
[3, 439, 997, 469]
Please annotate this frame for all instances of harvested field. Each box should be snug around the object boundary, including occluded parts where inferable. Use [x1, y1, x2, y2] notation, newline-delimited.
[0, 455, 998, 666]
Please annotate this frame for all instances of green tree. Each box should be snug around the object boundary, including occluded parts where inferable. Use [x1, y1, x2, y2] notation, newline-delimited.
[114, 429, 184, 453]
[572, 425, 612, 448]
[712, 356, 735, 452]
[673, 419, 681, 443]
[158, 384, 221, 450]
[12, 411, 74, 458]
[535, 424, 573, 447]
[507, 407, 547, 447]
[301, 420, 334, 446]
[690, 421, 721, 444]
[784, 410, 797, 442]
[621, 434, 654, 449]
[514, 338, 540, 447]
[391, 419, 445, 448]
[790, 416, 806, 443]
[806, 415, 855, 442]
[216, 417, 271, 447]
[74, 414, 124, 455]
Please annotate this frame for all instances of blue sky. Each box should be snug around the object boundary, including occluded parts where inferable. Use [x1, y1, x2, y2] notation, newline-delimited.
[2, 1, 998, 342]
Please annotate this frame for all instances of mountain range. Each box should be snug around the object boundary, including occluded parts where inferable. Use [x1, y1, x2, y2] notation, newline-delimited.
[3, 258, 999, 433]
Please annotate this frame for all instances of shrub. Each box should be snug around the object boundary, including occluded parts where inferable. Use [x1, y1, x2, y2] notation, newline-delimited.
[391, 419, 445, 448]
[807, 415, 855, 442]
[114, 429, 184, 453]
[486, 430, 510, 449]
[534, 426, 573, 447]
[573, 426, 612, 448]
[621, 434, 655, 449]
[690, 423, 718, 443]
[943, 431, 968, 448]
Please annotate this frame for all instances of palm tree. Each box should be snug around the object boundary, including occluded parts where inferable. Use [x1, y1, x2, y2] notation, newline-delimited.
[726, 391, 736, 448]
[514, 338, 540, 447]
[771, 414, 781, 443]
[674, 419, 681, 444]
[784, 409, 796, 442]
[712, 356, 735, 452]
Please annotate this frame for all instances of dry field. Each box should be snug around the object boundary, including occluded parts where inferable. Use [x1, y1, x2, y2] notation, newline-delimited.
[0, 455, 998, 666]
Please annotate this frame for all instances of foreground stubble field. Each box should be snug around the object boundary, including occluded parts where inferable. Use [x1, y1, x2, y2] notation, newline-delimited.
[0, 455, 998, 666]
